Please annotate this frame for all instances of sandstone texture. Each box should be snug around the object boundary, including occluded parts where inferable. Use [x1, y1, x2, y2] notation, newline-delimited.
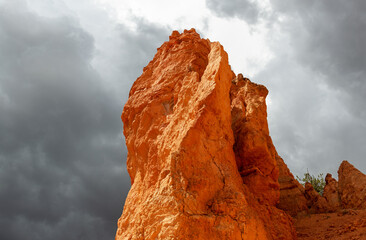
[116, 29, 296, 240]
[294, 162, 366, 239]
[230, 74, 280, 206]
[323, 173, 340, 211]
[296, 209, 366, 240]
[278, 160, 366, 217]
[338, 161, 366, 209]
[276, 156, 308, 216]
[303, 182, 328, 214]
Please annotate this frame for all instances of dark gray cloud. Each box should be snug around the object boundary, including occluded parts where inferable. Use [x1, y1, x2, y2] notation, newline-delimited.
[272, 0, 366, 110]
[0, 1, 169, 239]
[258, 1, 366, 176]
[205, 0, 262, 24]
[205, 0, 366, 177]
[269, 0, 366, 174]
[116, 17, 171, 96]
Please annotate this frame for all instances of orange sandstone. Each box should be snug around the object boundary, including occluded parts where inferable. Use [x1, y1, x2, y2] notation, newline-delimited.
[230, 74, 280, 206]
[323, 173, 340, 211]
[296, 209, 366, 240]
[117, 29, 296, 239]
[230, 74, 295, 239]
[338, 160, 366, 209]
[276, 156, 308, 216]
[278, 160, 366, 216]
[295, 162, 366, 239]
[303, 182, 328, 214]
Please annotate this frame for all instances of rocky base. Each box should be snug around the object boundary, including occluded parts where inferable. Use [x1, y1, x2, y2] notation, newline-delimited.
[296, 209, 366, 240]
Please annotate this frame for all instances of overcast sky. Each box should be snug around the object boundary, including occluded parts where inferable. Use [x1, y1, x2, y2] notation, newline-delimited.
[0, 0, 365, 239]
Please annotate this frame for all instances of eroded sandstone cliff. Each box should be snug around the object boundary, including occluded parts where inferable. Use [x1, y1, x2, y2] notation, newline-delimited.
[117, 29, 296, 240]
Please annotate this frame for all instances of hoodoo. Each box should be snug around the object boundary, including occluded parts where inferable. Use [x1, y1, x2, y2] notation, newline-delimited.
[116, 28, 297, 239]
[338, 160, 366, 209]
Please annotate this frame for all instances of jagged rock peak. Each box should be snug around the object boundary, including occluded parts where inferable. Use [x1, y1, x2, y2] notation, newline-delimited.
[169, 28, 202, 41]
[338, 160, 366, 209]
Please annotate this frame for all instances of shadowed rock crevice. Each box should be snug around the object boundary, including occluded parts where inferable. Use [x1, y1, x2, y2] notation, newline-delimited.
[230, 73, 280, 206]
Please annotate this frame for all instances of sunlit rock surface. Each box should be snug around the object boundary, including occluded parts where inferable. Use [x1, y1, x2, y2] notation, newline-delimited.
[116, 29, 297, 240]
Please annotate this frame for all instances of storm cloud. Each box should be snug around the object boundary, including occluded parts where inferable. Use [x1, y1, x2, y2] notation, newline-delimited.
[206, 0, 262, 24]
[0, 1, 168, 239]
[208, 0, 366, 175]
[264, 0, 366, 175]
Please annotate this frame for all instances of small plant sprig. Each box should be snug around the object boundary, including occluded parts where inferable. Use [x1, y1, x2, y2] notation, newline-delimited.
[296, 169, 326, 195]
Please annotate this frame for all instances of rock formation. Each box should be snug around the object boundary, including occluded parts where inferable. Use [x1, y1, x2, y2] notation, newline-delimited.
[295, 162, 366, 239]
[338, 160, 366, 209]
[323, 173, 340, 211]
[230, 74, 295, 239]
[116, 28, 366, 240]
[303, 182, 328, 214]
[276, 156, 308, 216]
[230, 74, 280, 206]
[116, 29, 296, 240]
[278, 160, 366, 216]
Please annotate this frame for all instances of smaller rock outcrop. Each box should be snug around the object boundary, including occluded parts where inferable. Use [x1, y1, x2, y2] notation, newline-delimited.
[338, 161, 366, 209]
[278, 160, 366, 217]
[323, 173, 340, 211]
[304, 182, 328, 214]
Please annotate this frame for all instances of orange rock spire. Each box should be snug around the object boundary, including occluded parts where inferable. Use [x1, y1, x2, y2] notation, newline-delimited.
[116, 29, 296, 239]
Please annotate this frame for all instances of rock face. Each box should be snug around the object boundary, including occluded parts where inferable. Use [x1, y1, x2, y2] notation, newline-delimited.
[304, 182, 328, 214]
[116, 29, 296, 240]
[323, 173, 340, 211]
[230, 74, 295, 239]
[338, 161, 366, 209]
[276, 156, 308, 216]
[230, 74, 280, 206]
